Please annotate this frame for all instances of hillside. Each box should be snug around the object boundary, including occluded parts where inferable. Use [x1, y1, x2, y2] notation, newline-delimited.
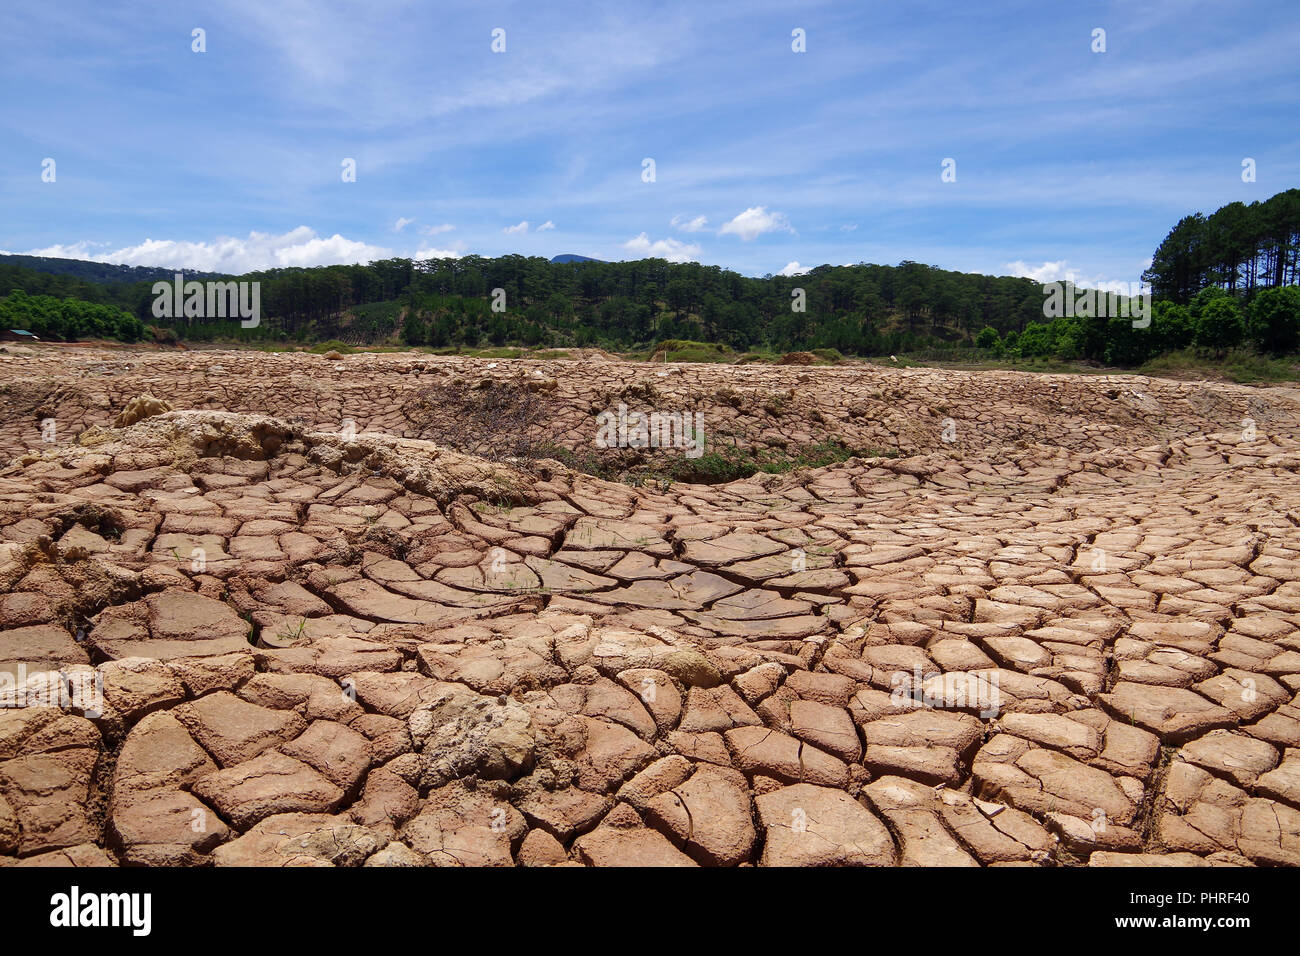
[0, 253, 219, 285]
[0, 191, 1295, 367]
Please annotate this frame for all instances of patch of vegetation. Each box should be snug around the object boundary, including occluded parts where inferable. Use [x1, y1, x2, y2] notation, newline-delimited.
[1139, 349, 1300, 384]
[541, 440, 897, 485]
[464, 347, 524, 359]
[275, 618, 309, 644]
[1220, 352, 1300, 385]
[404, 374, 559, 462]
[307, 340, 356, 355]
[0, 290, 146, 343]
[650, 339, 734, 363]
[661, 441, 897, 484]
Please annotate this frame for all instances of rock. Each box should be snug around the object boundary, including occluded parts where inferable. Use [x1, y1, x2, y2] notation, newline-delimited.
[0, 711, 101, 854]
[280, 720, 372, 791]
[1099, 683, 1236, 743]
[573, 804, 697, 867]
[725, 726, 849, 788]
[408, 684, 536, 787]
[364, 841, 427, 867]
[863, 776, 979, 866]
[114, 394, 173, 428]
[755, 784, 895, 866]
[402, 783, 526, 866]
[192, 751, 344, 828]
[517, 828, 569, 866]
[212, 813, 387, 866]
[643, 768, 756, 865]
[516, 787, 609, 841]
[173, 691, 307, 767]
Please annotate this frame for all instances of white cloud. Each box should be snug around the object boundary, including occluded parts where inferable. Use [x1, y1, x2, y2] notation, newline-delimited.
[19, 227, 393, 273]
[1004, 259, 1149, 293]
[503, 221, 530, 235]
[394, 217, 415, 232]
[622, 233, 702, 264]
[778, 261, 809, 277]
[420, 223, 455, 236]
[840, 223, 859, 232]
[536, 220, 556, 232]
[671, 214, 709, 233]
[1004, 259, 1077, 283]
[3, 241, 109, 259]
[412, 246, 462, 261]
[718, 206, 794, 241]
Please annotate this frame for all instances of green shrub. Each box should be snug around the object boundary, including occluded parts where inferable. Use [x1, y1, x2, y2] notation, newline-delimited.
[1018, 322, 1054, 357]
[1247, 286, 1300, 355]
[1193, 297, 1246, 353]
[1152, 300, 1194, 354]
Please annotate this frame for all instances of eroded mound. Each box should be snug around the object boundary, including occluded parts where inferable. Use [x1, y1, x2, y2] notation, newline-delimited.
[1, 348, 1295, 470]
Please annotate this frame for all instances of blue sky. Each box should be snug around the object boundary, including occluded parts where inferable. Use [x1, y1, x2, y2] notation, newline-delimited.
[2, 0, 1296, 284]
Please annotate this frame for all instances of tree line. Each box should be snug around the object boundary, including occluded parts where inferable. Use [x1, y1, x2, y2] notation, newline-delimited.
[976, 285, 1300, 365]
[0, 190, 1296, 363]
[0, 254, 1053, 353]
[1143, 188, 1300, 302]
[0, 289, 146, 342]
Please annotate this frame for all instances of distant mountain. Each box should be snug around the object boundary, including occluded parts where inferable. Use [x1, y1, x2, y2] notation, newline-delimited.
[550, 254, 603, 264]
[0, 254, 220, 284]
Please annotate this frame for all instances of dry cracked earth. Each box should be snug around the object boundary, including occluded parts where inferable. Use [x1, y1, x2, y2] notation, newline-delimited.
[2, 345, 1300, 868]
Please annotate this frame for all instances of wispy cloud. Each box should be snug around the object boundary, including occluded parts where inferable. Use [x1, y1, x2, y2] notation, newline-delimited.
[671, 214, 709, 233]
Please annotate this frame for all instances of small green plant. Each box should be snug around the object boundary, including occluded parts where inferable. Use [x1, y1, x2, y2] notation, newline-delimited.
[276, 618, 309, 644]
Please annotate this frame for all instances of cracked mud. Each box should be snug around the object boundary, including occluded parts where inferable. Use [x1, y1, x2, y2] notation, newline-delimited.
[2, 346, 1300, 867]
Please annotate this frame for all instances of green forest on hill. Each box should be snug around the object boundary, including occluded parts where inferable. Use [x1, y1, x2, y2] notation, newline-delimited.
[2, 190, 1298, 370]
